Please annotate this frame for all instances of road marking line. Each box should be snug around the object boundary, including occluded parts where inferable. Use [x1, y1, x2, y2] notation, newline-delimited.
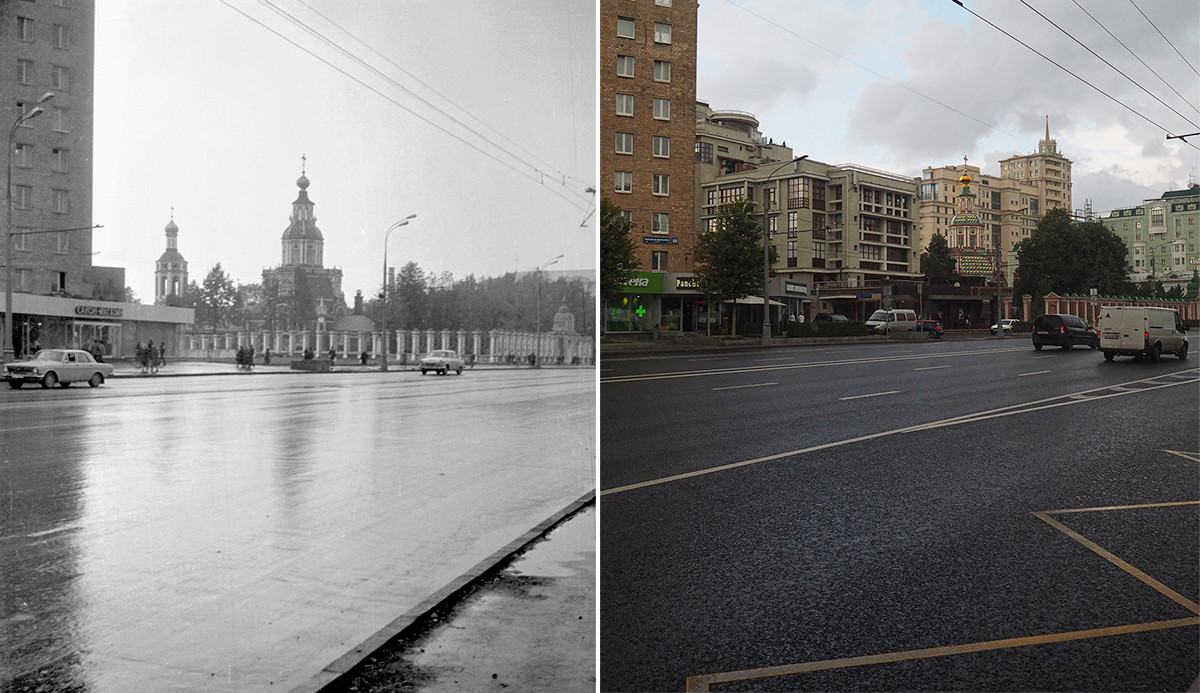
[839, 390, 899, 401]
[682, 617, 1200, 692]
[712, 382, 777, 391]
[1018, 370, 1050, 377]
[27, 523, 81, 538]
[755, 357, 795, 362]
[1164, 450, 1200, 463]
[914, 365, 952, 371]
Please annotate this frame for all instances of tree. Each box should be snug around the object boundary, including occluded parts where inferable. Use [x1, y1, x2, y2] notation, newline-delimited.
[194, 264, 239, 328]
[124, 286, 141, 304]
[920, 233, 956, 276]
[599, 198, 639, 310]
[693, 199, 775, 336]
[1014, 208, 1133, 314]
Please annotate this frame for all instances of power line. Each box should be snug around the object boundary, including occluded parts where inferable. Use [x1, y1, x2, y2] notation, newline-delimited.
[1019, 0, 1198, 130]
[1128, 0, 1200, 78]
[1069, 0, 1200, 117]
[950, 1, 1200, 153]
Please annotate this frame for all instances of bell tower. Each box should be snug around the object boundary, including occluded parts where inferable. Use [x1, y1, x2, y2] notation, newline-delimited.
[155, 210, 188, 303]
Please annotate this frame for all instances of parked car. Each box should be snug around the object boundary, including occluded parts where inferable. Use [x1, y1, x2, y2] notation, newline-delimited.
[917, 319, 944, 338]
[813, 313, 849, 322]
[990, 318, 1019, 335]
[866, 308, 917, 335]
[1098, 306, 1188, 361]
[419, 349, 465, 375]
[1031, 314, 1098, 350]
[3, 349, 115, 388]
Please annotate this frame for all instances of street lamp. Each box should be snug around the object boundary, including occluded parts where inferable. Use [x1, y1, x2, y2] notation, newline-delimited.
[380, 213, 417, 371]
[991, 207, 1028, 338]
[761, 155, 807, 345]
[3, 92, 53, 360]
[535, 254, 563, 367]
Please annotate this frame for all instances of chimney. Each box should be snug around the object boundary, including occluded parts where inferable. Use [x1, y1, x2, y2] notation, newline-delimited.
[354, 290, 363, 315]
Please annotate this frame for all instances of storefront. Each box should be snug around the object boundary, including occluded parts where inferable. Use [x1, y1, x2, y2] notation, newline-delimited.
[5, 293, 194, 359]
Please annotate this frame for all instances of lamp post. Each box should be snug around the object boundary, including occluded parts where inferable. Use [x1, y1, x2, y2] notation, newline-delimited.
[3, 92, 53, 360]
[535, 254, 563, 367]
[761, 155, 807, 345]
[992, 207, 1028, 338]
[380, 213, 417, 371]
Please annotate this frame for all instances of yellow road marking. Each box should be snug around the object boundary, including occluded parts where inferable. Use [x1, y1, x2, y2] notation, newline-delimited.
[684, 617, 1200, 692]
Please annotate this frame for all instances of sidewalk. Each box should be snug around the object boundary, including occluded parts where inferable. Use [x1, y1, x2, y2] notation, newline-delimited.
[105, 358, 527, 378]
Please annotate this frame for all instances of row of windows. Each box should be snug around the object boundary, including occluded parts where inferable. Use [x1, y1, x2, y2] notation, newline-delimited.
[615, 17, 672, 44]
[14, 101, 72, 132]
[13, 143, 69, 172]
[18, 59, 72, 91]
[614, 92, 671, 119]
[615, 56, 672, 82]
[11, 229, 69, 253]
[1119, 219, 1195, 232]
[11, 185, 69, 213]
[614, 171, 670, 196]
[17, 16, 72, 48]
[614, 132, 671, 157]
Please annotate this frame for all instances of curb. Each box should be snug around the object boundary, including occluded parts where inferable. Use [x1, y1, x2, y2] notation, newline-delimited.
[106, 365, 584, 379]
[291, 489, 597, 693]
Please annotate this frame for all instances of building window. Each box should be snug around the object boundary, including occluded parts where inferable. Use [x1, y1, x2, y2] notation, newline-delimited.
[53, 189, 68, 214]
[57, 0, 72, 7]
[14, 185, 31, 209]
[17, 59, 32, 85]
[1151, 206, 1164, 227]
[616, 55, 634, 77]
[787, 177, 810, 208]
[55, 231, 68, 253]
[652, 98, 670, 120]
[653, 60, 671, 82]
[651, 212, 669, 235]
[787, 240, 798, 268]
[54, 24, 69, 49]
[616, 17, 634, 38]
[614, 170, 632, 193]
[17, 17, 33, 42]
[656, 0, 672, 5]
[653, 23, 672, 44]
[651, 251, 668, 271]
[13, 143, 32, 168]
[652, 135, 669, 158]
[16, 269, 31, 291]
[13, 229, 31, 251]
[652, 173, 669, 196]
[52, 65, 70, 92]
[57, 148, 74, 171]
[615, 93, 633, 116]
[695, 141, 713, 163]
[615, 132, 633, 155]
[53, 107, 69, 132]
[787, 211, 797, 232]
[54, 271, 66, 292]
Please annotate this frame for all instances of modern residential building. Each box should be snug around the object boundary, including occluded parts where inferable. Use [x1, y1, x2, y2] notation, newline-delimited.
[1100, 183, 1200, 289]
[601, 0, 698, 332]
[998, 118, 1072, 213]
[1, 0, 191, 358]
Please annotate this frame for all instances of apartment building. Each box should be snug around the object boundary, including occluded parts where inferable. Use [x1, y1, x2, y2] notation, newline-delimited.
[1101, 184, 1200, 287]
[601, 0, 698, 332]
[998, 118, 1072, 213]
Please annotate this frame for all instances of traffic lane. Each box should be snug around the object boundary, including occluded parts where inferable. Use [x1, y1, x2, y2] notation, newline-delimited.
[600, 346, 1196, 491]
[600, 387, 1198, 692]
[1, 370, 593, 690]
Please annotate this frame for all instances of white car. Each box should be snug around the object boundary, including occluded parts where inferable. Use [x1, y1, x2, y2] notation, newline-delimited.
[4, 349, 115, 389]
[990, 318, 1018, 335]
[419, 349, 465, 375]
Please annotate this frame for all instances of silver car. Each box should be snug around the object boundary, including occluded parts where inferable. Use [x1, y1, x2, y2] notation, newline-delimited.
[419, 349, 465, 375]
[4, 349, 115, 389]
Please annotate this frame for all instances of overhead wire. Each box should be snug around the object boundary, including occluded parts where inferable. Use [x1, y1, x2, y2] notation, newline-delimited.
[1128, 0, 1200, 78]
[1019, 0, 1198, 130]
[216, 0, 592, 213]
[1069, 0, 1200, 117]
[950, 1, 1200, 153]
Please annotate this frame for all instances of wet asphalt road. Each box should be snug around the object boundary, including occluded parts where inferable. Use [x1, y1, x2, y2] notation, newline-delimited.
[0, 367, 594, 692]
[601, 339, 1199, 692]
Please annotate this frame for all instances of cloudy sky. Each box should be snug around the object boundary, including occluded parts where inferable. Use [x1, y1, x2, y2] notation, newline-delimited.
[698, 0, 1199, 216]
[93, 0, 596, 304]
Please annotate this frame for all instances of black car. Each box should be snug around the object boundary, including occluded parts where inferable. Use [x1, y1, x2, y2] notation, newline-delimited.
[916, 319, 944, 338]
[813, 313, 849, 322]
[1032, 313, 1098, 350]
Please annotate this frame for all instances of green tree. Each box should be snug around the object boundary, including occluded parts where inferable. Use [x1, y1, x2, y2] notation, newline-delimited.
[920, 233, 956, 276]
[599, 198, 639, 310]
[194, 264, 239, 328]
[693, 199, 775, 336]
[1014, 208, 1132, 315]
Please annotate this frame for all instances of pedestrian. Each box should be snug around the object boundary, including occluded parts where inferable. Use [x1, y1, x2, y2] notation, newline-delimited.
[328, 347, 336, 363]
[264, 348, 271, 365]
[88, 338, 104, 363]
[158, 342, 166, 367]
[360, 350, 368, 366]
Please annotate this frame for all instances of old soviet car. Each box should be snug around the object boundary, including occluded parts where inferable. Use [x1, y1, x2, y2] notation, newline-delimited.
[419, 349, 465, 375]
[3, 349, 115, 388]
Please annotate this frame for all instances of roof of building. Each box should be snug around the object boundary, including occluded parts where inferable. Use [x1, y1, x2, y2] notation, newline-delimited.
[157, 249, 185, 263]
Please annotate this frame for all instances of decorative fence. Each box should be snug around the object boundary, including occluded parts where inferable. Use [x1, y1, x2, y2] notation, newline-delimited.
[1033, 292, 1200, 325]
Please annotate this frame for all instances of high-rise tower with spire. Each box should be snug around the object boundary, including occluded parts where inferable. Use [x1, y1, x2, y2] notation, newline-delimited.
[998, 116, 1072, 212]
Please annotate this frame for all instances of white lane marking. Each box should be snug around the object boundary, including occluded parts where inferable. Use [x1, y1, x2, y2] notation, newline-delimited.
[712, 382, 778, 391]
[914, 365, 952, 371]
[839, 390, 899, 401]
[27, 523, 81, 538]
[1019, 370, 1051, 377]
[755, 357, 795, 362]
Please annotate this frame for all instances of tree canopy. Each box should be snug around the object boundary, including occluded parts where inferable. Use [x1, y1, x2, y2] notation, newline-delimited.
[920, 233, 956, 276]
[693, 200, 775, 336]
[599, 197, 639, 307]
[1014, 208, 1133, 313]
[193, 264, 239, 328]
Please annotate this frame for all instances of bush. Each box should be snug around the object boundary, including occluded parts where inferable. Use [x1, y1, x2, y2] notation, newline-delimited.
[787, 320, 871, 338]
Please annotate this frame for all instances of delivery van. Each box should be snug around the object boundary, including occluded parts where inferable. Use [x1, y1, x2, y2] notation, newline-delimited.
[865, 308, 917, 335]
[1098, 306, 1188, 361]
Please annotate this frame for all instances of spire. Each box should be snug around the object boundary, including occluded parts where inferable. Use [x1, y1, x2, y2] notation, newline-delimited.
[1045, 115, 1050, 141]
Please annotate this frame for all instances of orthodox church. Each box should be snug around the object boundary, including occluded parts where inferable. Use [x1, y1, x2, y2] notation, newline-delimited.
[155, 212, 189, 304]
[947, 164, 995, 277]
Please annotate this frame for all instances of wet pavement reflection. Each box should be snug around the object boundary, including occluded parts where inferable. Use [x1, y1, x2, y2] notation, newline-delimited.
[0, 369, 594, 691]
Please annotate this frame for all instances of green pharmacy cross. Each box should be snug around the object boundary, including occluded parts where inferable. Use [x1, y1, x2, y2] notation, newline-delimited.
[636, 305, 647, 318]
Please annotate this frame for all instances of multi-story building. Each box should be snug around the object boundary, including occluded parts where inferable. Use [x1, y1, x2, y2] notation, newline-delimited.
[998, 118, 1072, 213]
[600, 0, 698, 332]
[1, 0, 191, 358]
[1101, 184, 1200, 288]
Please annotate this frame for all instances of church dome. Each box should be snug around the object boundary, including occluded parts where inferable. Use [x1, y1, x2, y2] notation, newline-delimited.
[165, 218, 178, 234]
[950, 210, 982, 226]
[297, 173, 309, 190]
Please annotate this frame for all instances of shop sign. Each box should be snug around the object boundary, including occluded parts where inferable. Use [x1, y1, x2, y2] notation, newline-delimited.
[784, 281, 809, 296]
[675, 275, 701, 291]
[75, 305, 123, 318]
[643, 236, 679, 245]
[619, 272, 664, 294]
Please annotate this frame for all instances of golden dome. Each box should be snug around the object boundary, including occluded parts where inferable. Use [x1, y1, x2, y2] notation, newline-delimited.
[959, 171, 972, 186]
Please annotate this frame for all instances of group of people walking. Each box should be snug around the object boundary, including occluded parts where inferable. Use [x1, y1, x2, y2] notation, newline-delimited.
[134, 340, 166, 374]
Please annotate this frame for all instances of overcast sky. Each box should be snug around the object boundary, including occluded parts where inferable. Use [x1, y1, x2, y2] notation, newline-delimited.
[93, 0, 596, 305]
[698, 0, 1199, 216]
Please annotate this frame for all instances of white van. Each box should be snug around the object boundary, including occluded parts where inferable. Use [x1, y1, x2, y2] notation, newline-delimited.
[1098, 306, 1189, 361]
[865, 308, 917, 335]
